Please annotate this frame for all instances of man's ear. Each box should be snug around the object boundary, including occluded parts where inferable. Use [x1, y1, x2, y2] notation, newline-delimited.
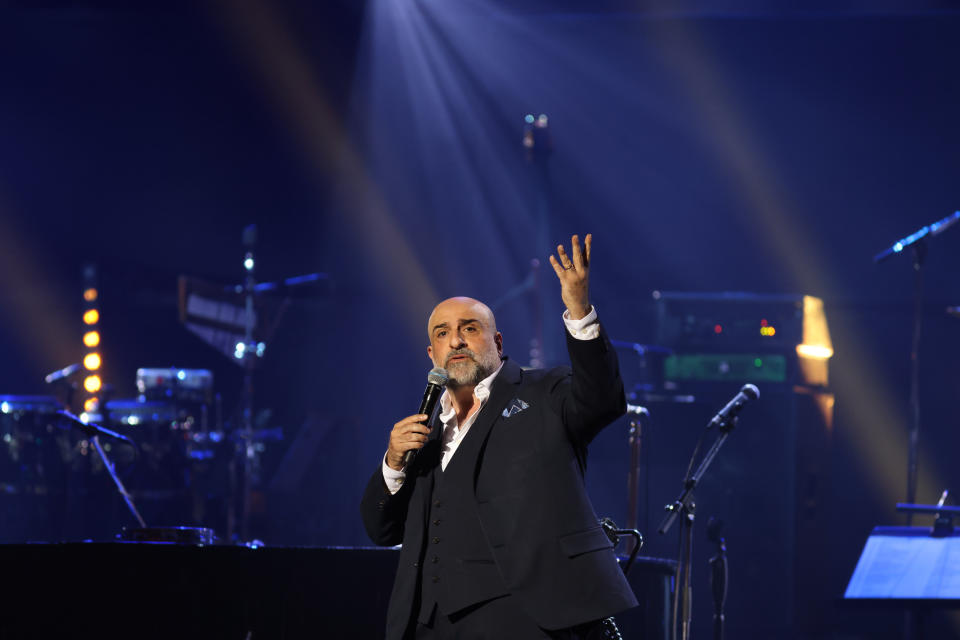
[427, 345, 433, 361]
[495, 332, 503, 356]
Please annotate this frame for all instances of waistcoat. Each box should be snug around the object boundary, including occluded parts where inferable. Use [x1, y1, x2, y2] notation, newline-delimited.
[416, 420, 508, 623]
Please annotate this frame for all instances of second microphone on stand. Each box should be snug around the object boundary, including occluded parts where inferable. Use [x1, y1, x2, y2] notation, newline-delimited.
[709, 384, 759, 430]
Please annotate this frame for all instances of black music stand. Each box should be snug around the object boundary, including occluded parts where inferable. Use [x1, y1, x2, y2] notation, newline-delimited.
[844, 500, 960, 639]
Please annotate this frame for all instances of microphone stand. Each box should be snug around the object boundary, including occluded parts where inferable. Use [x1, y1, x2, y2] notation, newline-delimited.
[523, 113, 557, 366]
[707, 517, 728, 640]
[490, 259, 543, 368]
[906, 241, 925, 525]
[57, 411, 146, 529]
[625, 405, 649, 555]
[90, 435, 147, 529]
[874, 211, 959, 524]
[659, 413, 741, 640]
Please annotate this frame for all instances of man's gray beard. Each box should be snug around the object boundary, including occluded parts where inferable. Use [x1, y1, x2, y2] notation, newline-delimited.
[443, 349, 501, 388]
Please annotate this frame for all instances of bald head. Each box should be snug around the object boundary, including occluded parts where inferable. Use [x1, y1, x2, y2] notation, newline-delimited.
[426, 297, 503, 388]
[427, 297, 497, 339]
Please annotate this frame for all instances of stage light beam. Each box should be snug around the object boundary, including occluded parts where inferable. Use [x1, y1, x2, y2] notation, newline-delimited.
[211, 0, 439, 340]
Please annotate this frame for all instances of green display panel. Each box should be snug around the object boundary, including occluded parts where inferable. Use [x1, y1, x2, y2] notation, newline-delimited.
[664, 353, 787, 383]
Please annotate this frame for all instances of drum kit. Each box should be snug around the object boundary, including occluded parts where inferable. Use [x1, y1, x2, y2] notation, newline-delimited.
[0, 225, 325, 544]
[0, 367, 235, 542]
[0, 395, 69, 495]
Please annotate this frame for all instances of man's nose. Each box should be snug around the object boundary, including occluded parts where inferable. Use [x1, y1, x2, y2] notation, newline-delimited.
[448, 331, 467, 348]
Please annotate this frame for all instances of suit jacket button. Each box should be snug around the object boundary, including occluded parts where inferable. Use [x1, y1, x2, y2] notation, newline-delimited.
[432, 537, 440, 544]
[431, 576, 440, 583]
[432, 519, 441, 526]
[413, 562, 419, 568]
[433, 500, 441, 507]
[431, 556, 439, 564]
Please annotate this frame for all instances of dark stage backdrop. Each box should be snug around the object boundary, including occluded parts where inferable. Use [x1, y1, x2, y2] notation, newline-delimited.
[1, 2, 959, 637]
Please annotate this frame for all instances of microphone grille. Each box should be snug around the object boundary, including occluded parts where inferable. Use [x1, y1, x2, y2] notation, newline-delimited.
[427, 367, 449, 386]
[741, 383, 760, 400]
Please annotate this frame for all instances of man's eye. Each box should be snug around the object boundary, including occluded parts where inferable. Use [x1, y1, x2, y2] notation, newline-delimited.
[436, 331, 447, 338]
[465, 326, 476, 332]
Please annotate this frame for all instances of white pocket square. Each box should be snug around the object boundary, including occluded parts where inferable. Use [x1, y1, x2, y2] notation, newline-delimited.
[502, 398, 530, 418]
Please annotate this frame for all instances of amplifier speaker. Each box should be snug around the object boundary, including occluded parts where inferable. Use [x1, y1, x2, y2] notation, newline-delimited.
[587, 383, 834, 637]
[616, 556, 676, 640]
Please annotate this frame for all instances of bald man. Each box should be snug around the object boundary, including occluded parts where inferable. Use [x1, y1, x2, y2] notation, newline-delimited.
[361, 235, 636, 639]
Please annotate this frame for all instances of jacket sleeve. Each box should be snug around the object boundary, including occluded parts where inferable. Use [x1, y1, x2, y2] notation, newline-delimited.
[551, 323, 627, 447]
[360, 464, 415, 546]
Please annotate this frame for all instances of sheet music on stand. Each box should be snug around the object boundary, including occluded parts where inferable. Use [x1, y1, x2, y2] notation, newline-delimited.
[846, 501, 960, 601]
[845, 526, 960, 599]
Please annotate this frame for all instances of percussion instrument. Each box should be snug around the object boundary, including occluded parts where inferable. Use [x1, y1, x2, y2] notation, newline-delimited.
[0, 395, 67, 491]
[136, 367, 213, 404]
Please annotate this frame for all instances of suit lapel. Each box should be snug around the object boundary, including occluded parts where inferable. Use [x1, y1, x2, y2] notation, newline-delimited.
[442, 359, 522, 481]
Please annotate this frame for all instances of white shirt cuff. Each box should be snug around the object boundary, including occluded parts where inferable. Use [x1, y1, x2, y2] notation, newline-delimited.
[563, 305, 600, 341]
[382, 452, 406, 495]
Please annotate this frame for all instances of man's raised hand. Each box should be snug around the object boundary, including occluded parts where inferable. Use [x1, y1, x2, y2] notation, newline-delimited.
[548, 233, 592, 320]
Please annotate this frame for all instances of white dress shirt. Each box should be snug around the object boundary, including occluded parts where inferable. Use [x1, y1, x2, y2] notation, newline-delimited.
[382, 306, 600, 494]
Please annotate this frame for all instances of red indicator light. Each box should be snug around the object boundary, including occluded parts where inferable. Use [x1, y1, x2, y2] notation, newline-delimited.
[714, 324, 723, 334]
[760, 318, 768, 327]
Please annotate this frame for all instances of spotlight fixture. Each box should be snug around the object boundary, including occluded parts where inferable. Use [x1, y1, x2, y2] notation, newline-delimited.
[82, 264, 102, 415]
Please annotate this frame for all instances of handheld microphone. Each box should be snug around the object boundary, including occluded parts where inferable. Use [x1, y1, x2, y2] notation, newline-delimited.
[709, 384, 759, 429]
[403, 367, 449, 468]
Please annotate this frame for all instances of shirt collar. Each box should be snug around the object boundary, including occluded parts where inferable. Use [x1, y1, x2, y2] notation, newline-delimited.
[437, 360, 505, 424]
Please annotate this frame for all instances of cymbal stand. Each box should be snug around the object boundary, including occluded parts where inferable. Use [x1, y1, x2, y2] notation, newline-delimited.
[216, 226, 322, 542]
[223, 225, 266, 542]
[234, 224, 261, 543]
